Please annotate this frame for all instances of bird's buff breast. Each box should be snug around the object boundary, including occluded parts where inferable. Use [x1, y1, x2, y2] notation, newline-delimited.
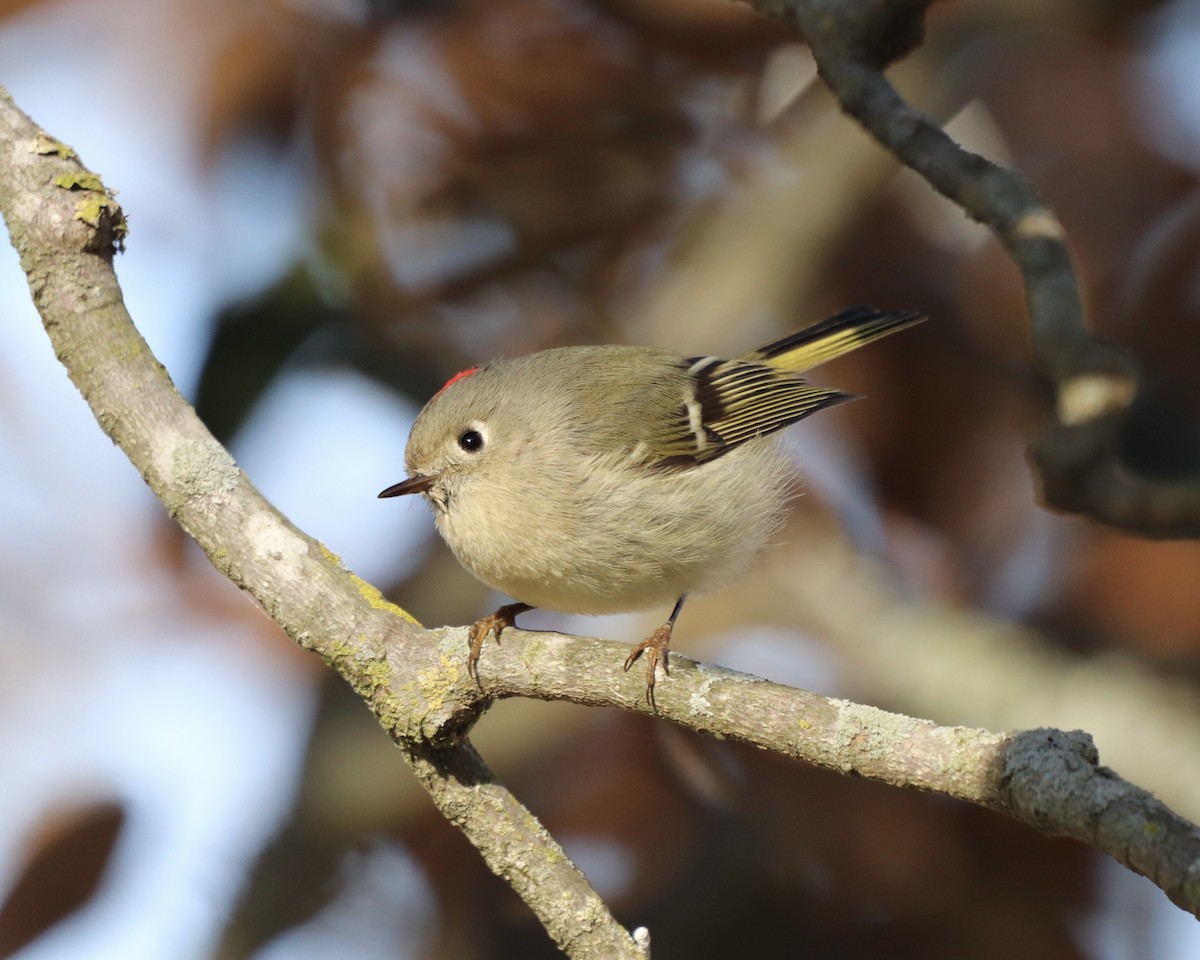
[432, 440, 794, 615]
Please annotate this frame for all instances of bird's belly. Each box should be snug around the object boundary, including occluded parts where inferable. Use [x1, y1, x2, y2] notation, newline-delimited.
[480, 559, 701, 615]
[437, 441, 794, 615]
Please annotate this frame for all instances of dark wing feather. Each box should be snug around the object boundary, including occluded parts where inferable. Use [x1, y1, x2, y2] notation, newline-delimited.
[648, 357, 852, 469]
[639, 306, 922, 470]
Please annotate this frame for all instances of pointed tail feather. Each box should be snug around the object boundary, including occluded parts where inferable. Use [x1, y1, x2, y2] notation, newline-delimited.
[744, 306, 924, 373]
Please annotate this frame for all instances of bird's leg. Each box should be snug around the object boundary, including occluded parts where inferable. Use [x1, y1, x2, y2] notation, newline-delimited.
[468, 602, 533, 680]
[624, 595, 687, 708]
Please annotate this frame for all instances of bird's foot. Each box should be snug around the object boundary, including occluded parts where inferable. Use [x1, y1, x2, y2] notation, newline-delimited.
[467, 602, 531, 681]
[624, 621, 674, 709]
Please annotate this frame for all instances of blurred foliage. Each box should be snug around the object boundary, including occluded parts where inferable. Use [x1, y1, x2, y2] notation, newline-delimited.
[0, 802, 124, 956]
[3, 0, 1200, 957]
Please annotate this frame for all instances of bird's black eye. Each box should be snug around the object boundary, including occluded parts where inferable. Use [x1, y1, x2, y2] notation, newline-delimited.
[458, 429, 484, 452]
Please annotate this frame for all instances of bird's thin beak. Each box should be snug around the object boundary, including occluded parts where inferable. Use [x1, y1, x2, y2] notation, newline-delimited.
[378, 474, 435, 498]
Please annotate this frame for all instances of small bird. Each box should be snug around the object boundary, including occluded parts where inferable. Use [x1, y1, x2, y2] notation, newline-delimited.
[380, 306, 923, 705]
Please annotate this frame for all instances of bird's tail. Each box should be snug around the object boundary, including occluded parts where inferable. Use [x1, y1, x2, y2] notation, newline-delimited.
[744, 306, 924, 373]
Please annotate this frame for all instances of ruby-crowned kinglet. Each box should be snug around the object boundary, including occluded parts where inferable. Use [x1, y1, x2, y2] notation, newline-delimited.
[380, 305, 923, 704]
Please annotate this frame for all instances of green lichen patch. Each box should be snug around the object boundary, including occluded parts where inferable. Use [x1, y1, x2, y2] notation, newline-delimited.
[53, 171, 105, 192]
[74, 194, 125, 233]
[50, 170, 128, 244]
[351, 571, 421, 625]
[317, 542, 421, 626]
[31, 132, 76, 159]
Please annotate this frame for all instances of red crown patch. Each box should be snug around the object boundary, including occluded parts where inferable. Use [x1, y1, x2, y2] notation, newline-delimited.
[433, 365, 481, 400]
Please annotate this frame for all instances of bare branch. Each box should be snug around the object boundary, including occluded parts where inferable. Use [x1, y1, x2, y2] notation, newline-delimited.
[463, 628, 1200, 918]
[2, 40, 1199, 950]
[0, 86, 644, 960]
[404, 739, 647, 956]
[742, 0, 1200, 538]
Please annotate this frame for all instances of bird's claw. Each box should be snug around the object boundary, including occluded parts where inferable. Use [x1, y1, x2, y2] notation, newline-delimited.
[467, 602, 529, 681]
[624, 622, 673, 709]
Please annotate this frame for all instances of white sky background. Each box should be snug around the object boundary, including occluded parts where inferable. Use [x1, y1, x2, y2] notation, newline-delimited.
[0, 0, 1198, 957]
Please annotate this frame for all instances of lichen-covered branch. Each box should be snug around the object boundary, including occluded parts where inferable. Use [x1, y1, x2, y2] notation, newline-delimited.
[1, 58, 1198, 952]
[404, 739, 648, 956]
[744, 0, 1200, 538]
[464, 628, 1200, 918]
[0, 86, 643, 960]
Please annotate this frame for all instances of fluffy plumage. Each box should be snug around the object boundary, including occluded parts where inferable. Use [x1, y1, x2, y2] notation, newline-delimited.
[381, 305, 923, 699]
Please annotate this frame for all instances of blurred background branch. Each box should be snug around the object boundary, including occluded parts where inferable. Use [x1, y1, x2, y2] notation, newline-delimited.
[3, 69, 1199, 942]
[761, 0, 1200, 537]
[2, 0, 1200, 958]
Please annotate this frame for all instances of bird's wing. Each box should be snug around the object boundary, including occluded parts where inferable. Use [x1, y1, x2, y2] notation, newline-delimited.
[628, 305, 923, 469]
[643, 357, 852, 469]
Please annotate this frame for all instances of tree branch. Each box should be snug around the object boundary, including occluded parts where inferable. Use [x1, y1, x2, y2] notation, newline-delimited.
[2, 40, 1199, 954]
[462, 628, 1200, 918]
[404, 738, 648, 955]
[743, 0, 1200, 538]
[0, 86, 644, 960]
